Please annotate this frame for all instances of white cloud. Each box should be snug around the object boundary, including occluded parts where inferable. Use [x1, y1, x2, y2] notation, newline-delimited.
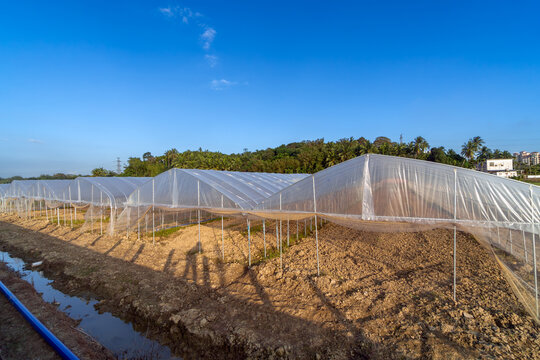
[211, 79, 237, 90]
[28, 138, 43, 144]
[159, 6, 217, 60]
[205, 54, 218, 67]
[200, 27, 216, 50]
[158, 7, 174, 17]
[159, 6, 193, 23]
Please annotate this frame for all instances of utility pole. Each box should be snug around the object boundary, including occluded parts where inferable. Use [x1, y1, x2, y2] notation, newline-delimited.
[399, 133, 403, 144]
[116, 157, 122, 174]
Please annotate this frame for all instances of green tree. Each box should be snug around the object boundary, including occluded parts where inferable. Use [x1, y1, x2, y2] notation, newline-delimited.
[412, 136, 430, 158]
[91, 167, 114, 177]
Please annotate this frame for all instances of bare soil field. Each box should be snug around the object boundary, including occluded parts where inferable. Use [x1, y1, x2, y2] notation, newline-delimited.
[0, 213, 538, 359]
[0, 261, 113, 360]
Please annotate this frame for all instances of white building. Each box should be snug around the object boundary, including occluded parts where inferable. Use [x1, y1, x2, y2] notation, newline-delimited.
[477, 159, 518, 178]
[515, 150, 539, 165]
[531, 152, 540, 165]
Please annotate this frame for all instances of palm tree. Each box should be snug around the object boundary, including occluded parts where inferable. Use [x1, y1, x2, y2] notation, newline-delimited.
[461, 136, 484, 163]
[461, 140, 475, 162]
[471, 136, 485, 150]
[477, 146, 492, 161]
[165, 148, 179, 169]
[412, 136, 429, 158]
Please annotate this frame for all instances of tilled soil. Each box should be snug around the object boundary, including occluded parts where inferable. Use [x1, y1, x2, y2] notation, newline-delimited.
[0, 214, 538, 359]
[0, 261, 113, 360]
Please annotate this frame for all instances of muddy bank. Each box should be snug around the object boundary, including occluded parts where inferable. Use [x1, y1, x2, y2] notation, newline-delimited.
[0, 261, 113, 360]
[0, 215, 539, 359]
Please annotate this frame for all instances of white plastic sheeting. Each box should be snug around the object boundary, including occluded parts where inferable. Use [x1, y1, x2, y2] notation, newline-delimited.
[0, 184, 9, 212]
[0, 184, 8, 198]
[126, 169, 309, 213]
[252, 154, 539, 231]
[5, 180, 39, 199]
[28, 180, 72, 203]
[59, 177, 152, 208]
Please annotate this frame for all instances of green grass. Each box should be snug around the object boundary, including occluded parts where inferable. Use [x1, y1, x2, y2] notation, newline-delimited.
[49, 218, 86, 226]
[48, 215, 109, 227]
[153, 226, 182, 237]
[144, 217, 219, 238]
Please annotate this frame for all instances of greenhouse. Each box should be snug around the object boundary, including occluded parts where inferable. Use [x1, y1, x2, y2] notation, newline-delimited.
[125, 168, 308, 212]
[0, 184, 9, 213]
[29, 180, 73, 202]
[53, 177, 153, 234]
[251, 154, 539, 320]
[0, 155, 538, 321]
[22, 180, 73, 223]
[118, 168, 309, 245]
[4, 180, 39, 217]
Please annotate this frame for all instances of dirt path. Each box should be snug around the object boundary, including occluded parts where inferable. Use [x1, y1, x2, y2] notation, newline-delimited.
[0, 261, 113, 360]
[0, 214, 538, 359]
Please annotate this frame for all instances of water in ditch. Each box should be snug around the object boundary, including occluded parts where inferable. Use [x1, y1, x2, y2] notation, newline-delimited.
[0, 250, 181, 360]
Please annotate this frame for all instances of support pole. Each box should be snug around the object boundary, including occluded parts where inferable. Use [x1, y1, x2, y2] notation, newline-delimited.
[100, 191, 103, 235]
[69, 187, 73, 228]
[248, 219, 251, 267]
[127, 202, 130, 238]
[279, 193, 282, 270]
[263, 219, 266, 258]
[137, 189, 140, 241]
[57, 207, 60, 226]
[221, 195, 224, 260]
[296, 220, 299, 241]
[509, 229, 513, 255]
[313, 175, 320, 276]
[276, 221, 279, 249]
[197, 180, 201, 254]
[152, 178, 155, 246]
[91, 185, 94, 233]
[110, 201, 114, 236]
[497, 227, 500, 245]
[530, 185, 538, 317]
[287, 219, 290, 246]
[453, 168, 457, 302]
[523, 230, 528, 263]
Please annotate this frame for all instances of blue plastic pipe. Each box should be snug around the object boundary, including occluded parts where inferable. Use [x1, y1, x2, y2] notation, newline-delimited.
[0, 280, 80, 360]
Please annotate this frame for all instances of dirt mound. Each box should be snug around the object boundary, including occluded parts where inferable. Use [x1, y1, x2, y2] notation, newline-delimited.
[0, 214, 538, 359]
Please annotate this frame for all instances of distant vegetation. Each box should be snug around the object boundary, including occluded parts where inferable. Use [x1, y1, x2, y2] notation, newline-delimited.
[119, 136, 518, 176]
[0, 173, 79, 184]
[2, 136, 537, 183]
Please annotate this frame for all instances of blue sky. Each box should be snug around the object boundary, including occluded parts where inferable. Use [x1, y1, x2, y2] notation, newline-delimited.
[1, 0, 539, 177]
